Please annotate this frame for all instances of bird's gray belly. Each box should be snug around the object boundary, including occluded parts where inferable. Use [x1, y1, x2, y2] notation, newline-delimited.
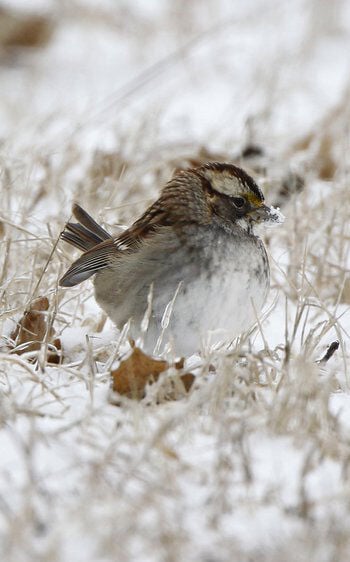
[94, 232, 269, 355]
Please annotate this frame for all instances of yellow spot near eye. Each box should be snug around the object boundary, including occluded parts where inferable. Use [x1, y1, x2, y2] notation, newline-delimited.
[246, 193, 264, 206]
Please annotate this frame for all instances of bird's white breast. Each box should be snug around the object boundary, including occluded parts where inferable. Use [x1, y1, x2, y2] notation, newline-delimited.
[155, 243, 268, 354]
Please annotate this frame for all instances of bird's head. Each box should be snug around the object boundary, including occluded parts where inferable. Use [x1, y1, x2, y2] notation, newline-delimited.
[197, 162, 284, 230]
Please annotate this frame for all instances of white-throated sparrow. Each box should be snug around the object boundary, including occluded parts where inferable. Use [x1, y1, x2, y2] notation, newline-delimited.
[60, 163, 284, 355]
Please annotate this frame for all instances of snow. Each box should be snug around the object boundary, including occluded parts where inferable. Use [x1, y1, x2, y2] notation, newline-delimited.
[1, 0, 350, 560]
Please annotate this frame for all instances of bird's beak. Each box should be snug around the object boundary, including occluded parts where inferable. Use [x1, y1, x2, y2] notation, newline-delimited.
[248, 204, 285, 226]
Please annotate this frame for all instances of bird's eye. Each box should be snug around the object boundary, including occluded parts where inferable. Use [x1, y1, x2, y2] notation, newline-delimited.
[232, 197, 245, 209]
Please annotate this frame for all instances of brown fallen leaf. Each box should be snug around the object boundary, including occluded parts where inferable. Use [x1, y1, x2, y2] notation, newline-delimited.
[11, 296, 62, 363]
[111, 345, 194, 401]
[0, 8, 53, 50]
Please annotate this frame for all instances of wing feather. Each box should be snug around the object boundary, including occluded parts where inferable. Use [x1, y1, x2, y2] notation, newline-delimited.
[60, 192, 176, 287]
[60, 239, 116, 287]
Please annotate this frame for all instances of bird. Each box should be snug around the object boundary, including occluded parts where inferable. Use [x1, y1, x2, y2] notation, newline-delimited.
[59, 162, 284, 356]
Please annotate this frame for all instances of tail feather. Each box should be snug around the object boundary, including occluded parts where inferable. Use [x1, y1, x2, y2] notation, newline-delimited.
[61, 222, 105, 251]
[59, 204, 113, 287]
[61, 204, 111, 251]
[71, 203, 111, 243]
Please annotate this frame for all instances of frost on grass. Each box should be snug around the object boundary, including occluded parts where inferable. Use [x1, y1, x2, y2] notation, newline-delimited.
[1, 1, 350, 561]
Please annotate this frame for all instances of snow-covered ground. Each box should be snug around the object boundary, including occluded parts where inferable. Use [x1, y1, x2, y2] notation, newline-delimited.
[1, 1, 350, 560]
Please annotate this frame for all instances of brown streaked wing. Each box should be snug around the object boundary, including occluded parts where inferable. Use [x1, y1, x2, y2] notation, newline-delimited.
[60, 197, 172, 287]
[59, 238, 117, 287]
[113, 202, 169, 250]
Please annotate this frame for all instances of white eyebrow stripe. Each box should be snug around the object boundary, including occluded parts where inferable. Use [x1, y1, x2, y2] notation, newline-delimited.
[211, 175, 244, 196]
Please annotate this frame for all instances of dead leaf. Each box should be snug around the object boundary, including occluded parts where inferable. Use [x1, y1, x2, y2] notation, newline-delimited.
[158, 445, 180, 460]
[111, 345, 194, 401]
[11, 296, 62, 363]
[0, 8, 53, 49]
[48, 337, 62, 365]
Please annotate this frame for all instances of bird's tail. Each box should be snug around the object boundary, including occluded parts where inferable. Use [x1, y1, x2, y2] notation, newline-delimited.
[59, 204, 113, 287]
[60, 203, 111, 252]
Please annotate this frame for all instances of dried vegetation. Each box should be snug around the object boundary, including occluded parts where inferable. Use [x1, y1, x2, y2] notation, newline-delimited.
[0, 1, 350, 561]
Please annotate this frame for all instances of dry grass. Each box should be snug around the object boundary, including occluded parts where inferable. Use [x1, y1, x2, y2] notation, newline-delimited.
[1, 1, 350, 561]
